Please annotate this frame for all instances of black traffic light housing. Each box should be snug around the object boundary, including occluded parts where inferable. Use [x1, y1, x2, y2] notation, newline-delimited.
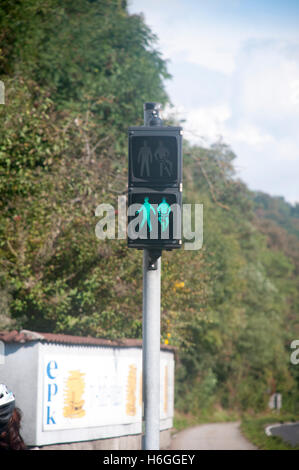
[127, 104, 183, 251]
[128, 126, 183, 188]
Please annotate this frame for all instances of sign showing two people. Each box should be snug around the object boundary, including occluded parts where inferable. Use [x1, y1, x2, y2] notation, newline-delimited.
[137, 197, 171, 233]
[128, 126, 182, 249]
[134, 136, 177, 180]
[128, 192, 181, 244]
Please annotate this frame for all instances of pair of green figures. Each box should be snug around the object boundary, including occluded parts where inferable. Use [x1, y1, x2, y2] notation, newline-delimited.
[136, 197, 171, 232]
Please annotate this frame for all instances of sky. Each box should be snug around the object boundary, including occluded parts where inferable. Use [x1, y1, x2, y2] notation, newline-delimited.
[128, 0, 299, 204]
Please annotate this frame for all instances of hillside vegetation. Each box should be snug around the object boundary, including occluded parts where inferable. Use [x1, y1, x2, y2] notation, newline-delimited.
[0, 0, 298, 414]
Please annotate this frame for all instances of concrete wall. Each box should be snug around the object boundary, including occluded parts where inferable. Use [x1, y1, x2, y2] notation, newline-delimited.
[34, 429, 171, 450]
[0, 339, 174, 449]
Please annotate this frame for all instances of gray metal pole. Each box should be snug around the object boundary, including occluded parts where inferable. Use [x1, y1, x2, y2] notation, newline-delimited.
[142, 102, 162, 450]
[142, 250, 161, 450]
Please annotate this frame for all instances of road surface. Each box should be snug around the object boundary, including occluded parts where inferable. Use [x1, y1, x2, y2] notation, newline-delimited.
[166, 422, 257, 450]
[266, 422, 299, 447]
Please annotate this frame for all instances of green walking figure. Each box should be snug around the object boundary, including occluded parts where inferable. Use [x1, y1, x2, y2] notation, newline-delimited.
[136, 197, 156, 232]
[158, 198, 171, 232]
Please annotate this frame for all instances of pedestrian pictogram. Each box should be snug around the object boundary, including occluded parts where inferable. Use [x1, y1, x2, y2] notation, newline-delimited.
[127, 191, 181, 249]
[137, 197, 156, 232]
[154, 141, 172, 177]
[133, 196, 172, 234]
[157, 198, 171, 232]
[128, 129, 182, 188]
[138, 141, 153, 177]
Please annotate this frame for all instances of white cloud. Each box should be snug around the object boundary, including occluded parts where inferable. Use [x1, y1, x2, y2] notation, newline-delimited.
[232, 41, 299, 124]
[181, 40, 299, 147]
[290, 79, 299, 105]
[128, 1, 299, 203]
[228, 123, 274, 147]
[184, 105, 231, 143]
[129, 1, 247, 75]
[161, 29, 241, 76]
[232, 139, 299, 203]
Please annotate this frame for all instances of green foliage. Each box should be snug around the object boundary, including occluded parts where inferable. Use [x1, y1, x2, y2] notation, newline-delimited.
[253, 191, 299, 238]
[0, 78, 66, 200]
[0, 0, 170, 141]
[0, 0, 168, 337]
[0, 0, 298, 416]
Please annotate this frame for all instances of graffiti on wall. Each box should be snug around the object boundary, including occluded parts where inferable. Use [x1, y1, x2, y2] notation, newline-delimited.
[43, 353, 174, 431]
[63, 370, 86, 419]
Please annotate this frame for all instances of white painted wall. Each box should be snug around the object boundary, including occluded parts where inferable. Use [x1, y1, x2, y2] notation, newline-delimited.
[0, 340, 174, 446]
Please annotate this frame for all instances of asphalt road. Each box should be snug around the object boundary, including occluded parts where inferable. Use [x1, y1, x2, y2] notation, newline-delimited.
[266, 422, 299, 447]
[166, 422, 257, 450]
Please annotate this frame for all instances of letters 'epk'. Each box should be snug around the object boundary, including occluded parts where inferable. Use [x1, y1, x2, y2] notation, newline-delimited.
[128, 126, 183, 250]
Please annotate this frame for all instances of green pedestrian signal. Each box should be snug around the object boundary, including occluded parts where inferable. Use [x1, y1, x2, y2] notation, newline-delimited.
[157, 198, 171, 233]
[134, 197, 172, 234]
[137, 197, 156, 232]
[128, 191, 182, 250]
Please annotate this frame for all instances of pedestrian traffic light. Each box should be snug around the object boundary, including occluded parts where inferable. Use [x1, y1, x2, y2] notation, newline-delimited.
[128, 127, 182, 188]
[127, 189, 182, 250]
[128, 125, 183, 250]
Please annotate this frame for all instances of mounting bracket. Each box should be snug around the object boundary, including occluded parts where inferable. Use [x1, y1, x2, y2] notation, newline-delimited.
[147, 250, 162, 270]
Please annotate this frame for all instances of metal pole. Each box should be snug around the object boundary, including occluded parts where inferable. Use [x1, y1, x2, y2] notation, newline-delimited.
[142, 250, 161, 450]
[142, 102, 162, 450]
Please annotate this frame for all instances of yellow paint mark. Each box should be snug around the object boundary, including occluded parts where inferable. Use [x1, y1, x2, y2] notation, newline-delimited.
[139, 372, 142, 407]
[164, 365, 168, 414]
[63, 370, 86, 419]
[126, 364, 137, 416]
